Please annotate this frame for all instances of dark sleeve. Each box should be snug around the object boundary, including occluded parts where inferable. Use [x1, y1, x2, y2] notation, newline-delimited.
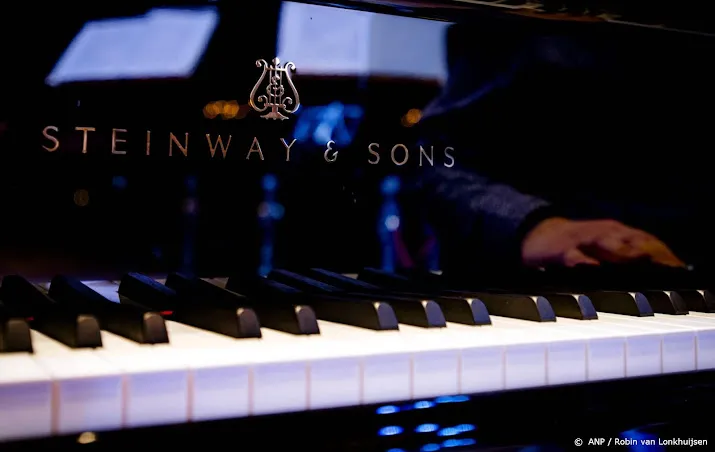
[417, 164, 557, 266]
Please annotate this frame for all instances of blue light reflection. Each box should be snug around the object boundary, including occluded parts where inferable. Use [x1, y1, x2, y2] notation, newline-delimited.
[377, 395, 477, 449]
[443, 438, 477, 448]
[416, 423, 439, 433]
[413, 400, 435, 409]
[376, 405, 399, 415]
[435, 395, 469, 403]
[379, 426, 403, 436]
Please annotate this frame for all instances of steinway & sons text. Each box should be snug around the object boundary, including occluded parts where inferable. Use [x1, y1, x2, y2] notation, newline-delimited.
[41, 126, 456, 167]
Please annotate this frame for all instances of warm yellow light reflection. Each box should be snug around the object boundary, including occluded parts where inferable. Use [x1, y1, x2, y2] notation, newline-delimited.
[203, 100, 247, 119]
[77, 432, 97, 444]
[73, 189, 89, 207]
[401, 108, 422, 127]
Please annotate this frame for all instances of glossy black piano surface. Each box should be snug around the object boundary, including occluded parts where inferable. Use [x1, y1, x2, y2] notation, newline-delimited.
[1, 0, 715, 450]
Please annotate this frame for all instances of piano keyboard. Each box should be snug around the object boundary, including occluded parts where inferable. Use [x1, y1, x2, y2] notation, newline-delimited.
[2, 270, 715, 442]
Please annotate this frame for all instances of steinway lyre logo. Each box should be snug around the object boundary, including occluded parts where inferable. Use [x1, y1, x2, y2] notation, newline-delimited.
[249, 58, 301, 120]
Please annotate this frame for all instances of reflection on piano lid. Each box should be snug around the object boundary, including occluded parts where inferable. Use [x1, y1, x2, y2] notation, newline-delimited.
[2, 0, 715, 450]
[306, 0, 715, 36]
[46, 7, 220, 86]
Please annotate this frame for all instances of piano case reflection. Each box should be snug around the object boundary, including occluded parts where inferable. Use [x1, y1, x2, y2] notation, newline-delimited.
[1, 0, 715, 451]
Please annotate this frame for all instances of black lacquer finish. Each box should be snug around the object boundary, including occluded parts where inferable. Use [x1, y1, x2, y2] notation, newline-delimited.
[227, 273, 398, 332]
[303, 268, 491, 325]
[0, 275, 102, 348]
[269, 269, 444, 328]
[165, 273, 263, 338]
[534, 293, 598, 320]
[0, 303, 33, 353]
[361, 268, 556, 322]
[49, 275, 169, 344]
[119, 272, 266, 338]
[2, 1, 715, 449]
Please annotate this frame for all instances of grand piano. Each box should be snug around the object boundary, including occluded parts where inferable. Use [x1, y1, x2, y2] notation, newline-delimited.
[1, 1, 715, 450]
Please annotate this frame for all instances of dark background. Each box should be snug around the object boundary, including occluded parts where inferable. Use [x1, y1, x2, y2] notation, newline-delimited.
[0, 1, 442, 278]
[1, 0, 715, 280]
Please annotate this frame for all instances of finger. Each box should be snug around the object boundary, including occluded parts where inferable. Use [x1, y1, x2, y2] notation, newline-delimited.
[579, 238, 646, 263]
[563, 248, 600, 267]
[630, 238, 686, 267]
[579, 225, 635, 253]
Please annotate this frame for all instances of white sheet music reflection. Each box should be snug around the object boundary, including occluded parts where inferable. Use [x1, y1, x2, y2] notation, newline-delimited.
[46, 8, 219, 86]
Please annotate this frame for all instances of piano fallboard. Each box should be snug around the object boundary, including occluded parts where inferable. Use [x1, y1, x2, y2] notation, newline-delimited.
[2, 0, 715, 450]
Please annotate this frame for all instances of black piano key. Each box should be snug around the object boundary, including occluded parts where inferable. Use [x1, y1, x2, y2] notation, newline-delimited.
[306, 269, 379, 290]
[538, 293, 598, 320]
[49, 275, 169, 344]
[0, 275, 102, 348]
[469, 293, 556, 322]
[641, 290, 689, 315]
[358, 267, 416, 291]
[120, 273, 264, 339]
[119, 273, 176, 311]
[441, 288, 582, 322]
[269, 269, 443, 328]
[585, 291, 654, 317]
[0, 303, 33, 353]
[352, 293, 444, 328]
[677, 290, 715, 313]
[308, 294, 399, 331]
[306, 268, 489, 326]
[164, 273, 262, 339]
[269, 270, 337, 293]
[191, 277, 320, 335]
[228, 273, 396, 331]
[421, 295, 489, 326]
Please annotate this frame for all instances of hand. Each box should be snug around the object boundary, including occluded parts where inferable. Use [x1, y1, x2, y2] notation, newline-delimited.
[521, 217, 685, 268]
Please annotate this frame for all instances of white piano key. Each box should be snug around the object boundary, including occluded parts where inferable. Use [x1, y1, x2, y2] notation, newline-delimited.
[83, 281, 196, 426]
[450, 329, 506, 394]
[164, 318, 364, 417]
[175, 278, 374, 411]
[320, 318, 543, 395]
[559, 315, 663, 377]
[311, 321, 412, 404]
[92, 279, 306, 420]
[317, 321, 464, 400]
[247, 297, 454, 404]
[248, 330, 362, 413]
[328, 319, 541, 395]
[396, 328, 461, 399]
[546, 318, 628, 381]
[687, 313, 715, 366]
[594, 313, 696, 374]
[29, 331, 123, 435]
[449, 317, 588, 387]
[95, 330, 190, 428]
[686, 312, 715, 320]
[302, 338, 364, 410]
[79, 280, 191, 429]
[158, 321, 255, 421]
[0, 353, 53, 441]
[477, 316, 628, 384]
[487, 317, 587, 385]
[635, 313, 715, 370]
[361, 350, 412, 404]
[422, 322, 540, 391]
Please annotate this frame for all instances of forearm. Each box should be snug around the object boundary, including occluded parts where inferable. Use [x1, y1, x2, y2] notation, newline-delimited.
[419, 166, 552, 264]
